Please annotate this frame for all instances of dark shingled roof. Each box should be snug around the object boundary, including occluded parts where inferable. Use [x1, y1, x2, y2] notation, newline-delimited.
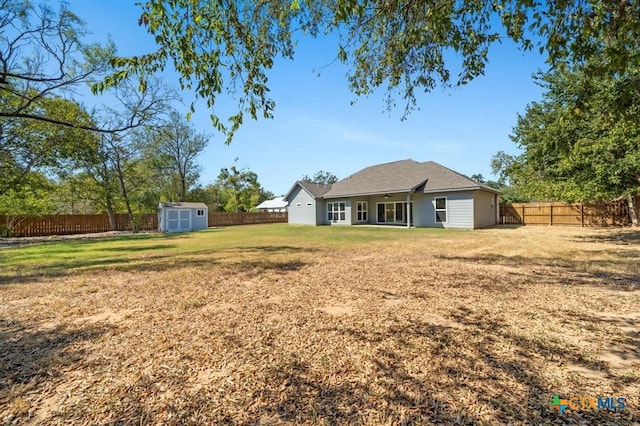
[322, 159, 499, 198]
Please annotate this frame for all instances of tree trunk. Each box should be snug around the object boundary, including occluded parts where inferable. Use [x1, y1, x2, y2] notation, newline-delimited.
[103, 190, 117, 231]
[180, 175, 186, 202]
[117, 173, 138, 233]
[107, 207, 117, 231]
[628, 194, 639, 226]
[112, 154, 138, 233]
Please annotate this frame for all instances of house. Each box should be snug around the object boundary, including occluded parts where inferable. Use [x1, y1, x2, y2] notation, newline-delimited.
[158, 202, 208, 232]
[256, 196, 289, 212]
[284, 160, 500, 229]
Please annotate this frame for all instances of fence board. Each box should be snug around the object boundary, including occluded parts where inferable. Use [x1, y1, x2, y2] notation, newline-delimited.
[2, 211, 288, 237]
[2, 214, 159, 237]
[208, 212, 287, 227]
[500, 201, 629, 227]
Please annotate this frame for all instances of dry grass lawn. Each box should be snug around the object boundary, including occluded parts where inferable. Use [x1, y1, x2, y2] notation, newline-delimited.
[1, 224, 639, 425]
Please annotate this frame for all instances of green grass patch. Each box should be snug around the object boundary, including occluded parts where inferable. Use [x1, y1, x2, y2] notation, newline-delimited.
[0, 224, 467, 281]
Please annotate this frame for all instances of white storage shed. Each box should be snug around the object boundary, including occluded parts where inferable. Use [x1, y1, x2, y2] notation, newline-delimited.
[158, 202, 208, 232]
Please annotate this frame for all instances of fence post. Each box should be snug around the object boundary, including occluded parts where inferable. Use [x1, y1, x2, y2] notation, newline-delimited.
[581, 204, 584, 227]
[522, 205, 525, 225]
[550, 204, 553, 225]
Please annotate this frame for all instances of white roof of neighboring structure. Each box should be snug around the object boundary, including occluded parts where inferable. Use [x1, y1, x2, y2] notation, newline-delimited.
[256, 197, 288, 209]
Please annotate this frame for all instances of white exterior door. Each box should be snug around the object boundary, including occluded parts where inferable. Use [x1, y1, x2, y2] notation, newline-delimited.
[166, 209, 191, 231]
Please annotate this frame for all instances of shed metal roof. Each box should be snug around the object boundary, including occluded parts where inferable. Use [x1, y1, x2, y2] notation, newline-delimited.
[159, 202, 208, 209]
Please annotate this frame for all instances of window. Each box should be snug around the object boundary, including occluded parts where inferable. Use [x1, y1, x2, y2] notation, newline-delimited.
[356, 201, 368, 221]
[296, 202, 302, 207]
[196, 209, 205, 216]
[435, 197, 447, 223]
[306, 202, 313, 206]
[327, 201, 346, 222]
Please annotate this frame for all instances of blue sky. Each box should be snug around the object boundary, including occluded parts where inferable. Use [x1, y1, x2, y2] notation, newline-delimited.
[67, 1, 547, 196]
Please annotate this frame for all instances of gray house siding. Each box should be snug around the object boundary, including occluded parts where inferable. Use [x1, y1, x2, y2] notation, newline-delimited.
[412, 194, 433, 227]
[473, 190, 498, 228]
[412, 191, 474, 228]
[315, 200, 325, 225]
[441, 191, 474, 229]
[299, 190, 491, 229]
[287, 186, 318, 225]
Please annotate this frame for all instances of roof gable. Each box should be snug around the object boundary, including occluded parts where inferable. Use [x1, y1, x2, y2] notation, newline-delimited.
[284, 181, 332, 201]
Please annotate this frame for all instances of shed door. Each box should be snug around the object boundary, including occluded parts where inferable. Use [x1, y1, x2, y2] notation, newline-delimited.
[166, 209, 191, 231]
[178, 210, 191, 230]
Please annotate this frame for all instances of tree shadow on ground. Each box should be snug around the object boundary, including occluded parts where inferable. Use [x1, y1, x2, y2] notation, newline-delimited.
[435, 253, 640, 291]
[0, 231, 189, 249]
[0, 253, 195, 285]
[231, 245, 320, 253]
[190, 317, 634, 423]
[47, 310, 638, 424]
[224, 259, 308, 278]
[248, 315, 631, 423]
[567, 311, 640, 387]
[0, 318, 112, 420]
[576, 229, 640, 245]
[0, 244, 315, 286]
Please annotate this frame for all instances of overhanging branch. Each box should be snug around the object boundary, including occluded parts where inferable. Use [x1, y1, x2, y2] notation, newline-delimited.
[0, 112, 140, 134]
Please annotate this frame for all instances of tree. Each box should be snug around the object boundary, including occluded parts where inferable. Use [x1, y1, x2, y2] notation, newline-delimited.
[470, 173, 485, 184]
[465, 171, 524, 203]
[145, 111, 210, 202]
[0, 96, 96, 196]
[0, 1, 109, 130]
[188, 184, 226, 211]
[53, 172, 105, 214]
[0, 172, 55, 236]
[495, 64, 640, 224]
[74, 78, 175, 230]
[215, 159, 273, 212]
[102, 1, 640, 142]
[301, 170, 338, 185]
[0, 0, 172, 136]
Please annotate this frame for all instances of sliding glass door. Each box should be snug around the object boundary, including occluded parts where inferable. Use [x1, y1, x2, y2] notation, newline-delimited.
[376, 202, 412, 224]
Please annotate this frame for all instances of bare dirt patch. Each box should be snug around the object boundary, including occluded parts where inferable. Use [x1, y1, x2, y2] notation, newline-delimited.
[315, 305, 355, 316]
[1, 226, 638, 424]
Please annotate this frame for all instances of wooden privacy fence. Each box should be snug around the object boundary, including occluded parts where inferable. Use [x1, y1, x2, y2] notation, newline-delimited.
[500, 201, 629, 226]
[2, 214, 158, 237]
[208, 211, 287, 227]
[2, 211, 288, 237]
